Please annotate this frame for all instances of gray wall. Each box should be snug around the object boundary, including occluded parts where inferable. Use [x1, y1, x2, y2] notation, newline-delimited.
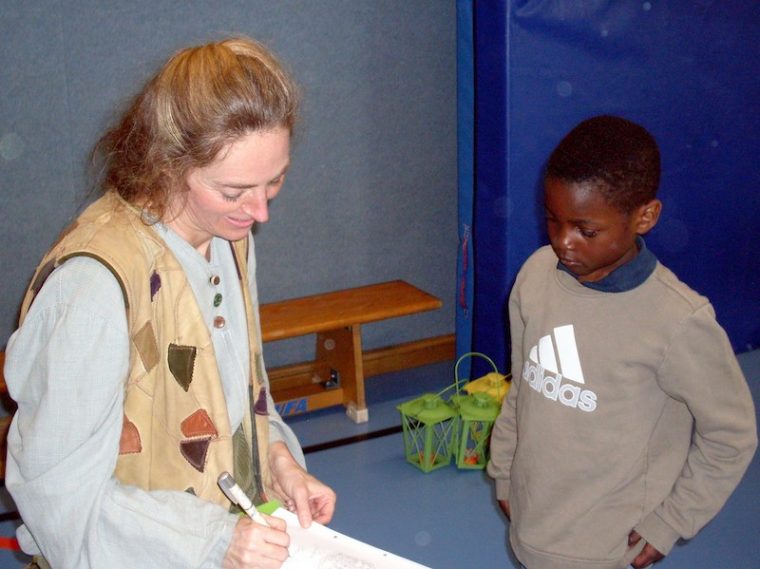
[0, 1, 457, 367]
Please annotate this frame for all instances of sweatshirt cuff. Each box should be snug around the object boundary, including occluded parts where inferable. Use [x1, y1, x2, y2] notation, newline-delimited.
[634, 511, 681, 556]
[494, 478, 511, 502]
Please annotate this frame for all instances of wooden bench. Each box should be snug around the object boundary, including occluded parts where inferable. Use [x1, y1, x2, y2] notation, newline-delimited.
[0, 280, 453, 477]
[261, 280, 449, 423]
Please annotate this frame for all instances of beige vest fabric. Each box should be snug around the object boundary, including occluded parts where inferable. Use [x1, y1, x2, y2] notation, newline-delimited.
[19, 192, 272, 508]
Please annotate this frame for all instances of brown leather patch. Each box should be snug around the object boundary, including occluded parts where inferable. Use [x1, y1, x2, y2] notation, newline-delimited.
[168, 344, 196, 392]
[133, 321, 160, 373]
[180, 438, 211, 472]
[119, 414, 142, 455]
[181, 409, 218, 439]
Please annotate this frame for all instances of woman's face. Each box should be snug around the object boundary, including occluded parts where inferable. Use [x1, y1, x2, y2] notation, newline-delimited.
[167, 127, 291, 256]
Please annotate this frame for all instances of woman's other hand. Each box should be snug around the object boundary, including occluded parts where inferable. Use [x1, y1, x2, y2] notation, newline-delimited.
[269, 441, 337, 528]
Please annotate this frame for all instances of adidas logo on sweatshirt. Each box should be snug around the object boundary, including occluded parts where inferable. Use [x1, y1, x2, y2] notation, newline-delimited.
[522, 324, 598, 412]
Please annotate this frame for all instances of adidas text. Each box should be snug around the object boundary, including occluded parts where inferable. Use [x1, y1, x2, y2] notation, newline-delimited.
[523, 361, 598, 412]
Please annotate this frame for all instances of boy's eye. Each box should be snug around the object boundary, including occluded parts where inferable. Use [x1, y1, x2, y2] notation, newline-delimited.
[580, 228, 598, 238]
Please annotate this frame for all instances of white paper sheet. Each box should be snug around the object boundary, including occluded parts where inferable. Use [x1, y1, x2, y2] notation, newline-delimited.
[271, 509, 431, 569]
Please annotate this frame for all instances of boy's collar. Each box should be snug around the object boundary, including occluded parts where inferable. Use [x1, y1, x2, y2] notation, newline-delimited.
[557, 237, 657, 293]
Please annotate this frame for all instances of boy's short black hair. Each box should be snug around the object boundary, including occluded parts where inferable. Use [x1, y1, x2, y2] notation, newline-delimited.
[545, 115, 661, 214]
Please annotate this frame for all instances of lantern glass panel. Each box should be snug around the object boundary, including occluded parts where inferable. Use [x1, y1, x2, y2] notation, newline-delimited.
[453, 392, 500, 470]
[398, 394, 457, 473]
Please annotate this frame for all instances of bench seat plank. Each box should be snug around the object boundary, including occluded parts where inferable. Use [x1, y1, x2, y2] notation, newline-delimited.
[260, 280, 441, 342]
[260, 280, 443, 423]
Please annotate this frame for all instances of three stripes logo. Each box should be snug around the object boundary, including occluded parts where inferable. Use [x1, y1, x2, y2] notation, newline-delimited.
[522, 324, 598, 412]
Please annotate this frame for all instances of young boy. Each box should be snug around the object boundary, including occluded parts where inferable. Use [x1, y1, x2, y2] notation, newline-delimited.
[487, 115, 757, 569]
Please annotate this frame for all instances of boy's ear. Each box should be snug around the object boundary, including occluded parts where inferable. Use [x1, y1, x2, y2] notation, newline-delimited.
[634, 199, 662, 234]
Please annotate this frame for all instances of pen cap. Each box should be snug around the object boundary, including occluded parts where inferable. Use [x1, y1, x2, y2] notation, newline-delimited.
[217, 471, 254, 511]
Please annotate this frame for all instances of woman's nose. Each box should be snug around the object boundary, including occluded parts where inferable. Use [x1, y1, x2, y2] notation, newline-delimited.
[241, 193, 269, 223]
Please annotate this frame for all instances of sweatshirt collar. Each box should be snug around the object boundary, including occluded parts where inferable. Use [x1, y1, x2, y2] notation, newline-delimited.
[557, 237, 657, 293]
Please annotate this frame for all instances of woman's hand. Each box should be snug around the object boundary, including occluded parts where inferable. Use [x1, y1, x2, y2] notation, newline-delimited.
[269, 441, 337, 528]
[223, 515, 289, 569]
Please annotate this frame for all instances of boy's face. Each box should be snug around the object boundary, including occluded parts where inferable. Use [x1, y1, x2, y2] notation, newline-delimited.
[544, 178, 660, 283]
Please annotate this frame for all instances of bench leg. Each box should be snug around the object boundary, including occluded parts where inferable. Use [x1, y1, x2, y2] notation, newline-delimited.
[315, 325, 368, 423]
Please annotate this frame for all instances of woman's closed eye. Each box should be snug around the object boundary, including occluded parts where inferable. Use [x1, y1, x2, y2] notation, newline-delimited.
[221, 192, 245, 202]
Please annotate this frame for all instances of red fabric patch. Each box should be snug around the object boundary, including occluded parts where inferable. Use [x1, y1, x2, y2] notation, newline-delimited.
[181, 409, 218, 439]
[119, 414, 142, 455]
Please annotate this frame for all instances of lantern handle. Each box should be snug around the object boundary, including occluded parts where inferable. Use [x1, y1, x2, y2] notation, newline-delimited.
[453, 352, 499, 396]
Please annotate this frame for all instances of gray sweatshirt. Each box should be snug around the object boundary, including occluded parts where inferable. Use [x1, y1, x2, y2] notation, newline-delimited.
[488, 245, 757, 569]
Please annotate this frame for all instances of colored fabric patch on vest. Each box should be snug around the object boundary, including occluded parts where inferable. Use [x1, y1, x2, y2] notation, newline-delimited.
[181, 409, 219, 439]
[232, 424, 255, 499]
[168, 344, 197, 392]
[133, 321, 160, 373]
[119, 414, 142, 455]
[180, 438, 212, 473]
[150, 271, 161, 300]
[254, 387, 269, 416]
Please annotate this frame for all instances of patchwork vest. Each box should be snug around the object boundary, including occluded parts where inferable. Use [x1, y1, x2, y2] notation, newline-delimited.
[19, 192, 273, 508]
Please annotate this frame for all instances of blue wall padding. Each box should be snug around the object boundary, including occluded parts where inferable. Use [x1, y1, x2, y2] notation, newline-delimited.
[455, 0, 476, 380]
[468, 1, 760, 372]
[470, 0, 511, 376]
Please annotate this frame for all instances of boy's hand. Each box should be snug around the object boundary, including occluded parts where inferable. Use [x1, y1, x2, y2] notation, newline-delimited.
[497, 499, 511, 519]
[628, 530, 664, 569]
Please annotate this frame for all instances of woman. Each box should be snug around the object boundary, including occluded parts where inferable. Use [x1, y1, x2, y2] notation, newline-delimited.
[4, 37, 335, 569]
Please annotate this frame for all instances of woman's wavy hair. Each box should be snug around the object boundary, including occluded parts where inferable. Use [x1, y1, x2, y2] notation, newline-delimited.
[93, 37, 300, 219]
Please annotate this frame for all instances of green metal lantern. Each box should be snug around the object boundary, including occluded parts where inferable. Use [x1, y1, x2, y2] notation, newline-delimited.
[452, 391, 501, 469]
[451, 352, 509, 470]
[397, 393, 458, 473]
